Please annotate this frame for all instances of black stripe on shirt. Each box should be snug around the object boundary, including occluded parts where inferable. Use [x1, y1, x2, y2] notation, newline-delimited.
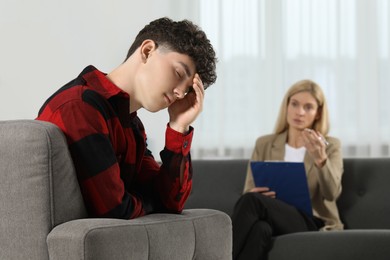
[38, 77, 85, 116]
[82, 89, 116, 121]
[69, 133, 117, 180]
[101, 192, 133, 219]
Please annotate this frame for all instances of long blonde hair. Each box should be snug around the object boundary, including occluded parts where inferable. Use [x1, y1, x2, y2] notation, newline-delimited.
[274, 79, 330, 136]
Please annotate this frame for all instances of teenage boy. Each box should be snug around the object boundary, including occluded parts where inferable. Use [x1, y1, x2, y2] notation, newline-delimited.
[36, 17, 217, 219]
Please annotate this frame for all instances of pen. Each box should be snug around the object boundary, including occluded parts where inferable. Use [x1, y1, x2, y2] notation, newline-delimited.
[304, 128, 329, 146]
[319, 136, 329, 146]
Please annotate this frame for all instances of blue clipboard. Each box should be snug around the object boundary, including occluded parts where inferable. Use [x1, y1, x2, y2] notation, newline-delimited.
[251, 161, 313, 217]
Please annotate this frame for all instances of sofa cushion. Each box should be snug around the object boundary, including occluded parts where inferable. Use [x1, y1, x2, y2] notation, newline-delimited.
[0, 120, 87, 260]
[268, 230, 390, 260]
[337, 158, 390, 229]
[185, 159, 248, 216]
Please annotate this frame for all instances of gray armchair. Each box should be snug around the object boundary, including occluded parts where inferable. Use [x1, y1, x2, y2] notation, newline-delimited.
[0, 120, 232, 260]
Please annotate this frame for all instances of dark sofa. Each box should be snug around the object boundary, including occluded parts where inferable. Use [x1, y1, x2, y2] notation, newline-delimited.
[185, 158, 390, 260]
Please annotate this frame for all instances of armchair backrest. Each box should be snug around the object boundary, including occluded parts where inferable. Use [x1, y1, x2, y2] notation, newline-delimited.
[0, 120, 87, 260]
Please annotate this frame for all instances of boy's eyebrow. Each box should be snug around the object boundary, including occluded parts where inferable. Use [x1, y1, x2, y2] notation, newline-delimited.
[178, 61, 192, 78]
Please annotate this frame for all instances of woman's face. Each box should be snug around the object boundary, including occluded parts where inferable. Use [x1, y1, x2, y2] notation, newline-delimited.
[286, 91, 320, 131]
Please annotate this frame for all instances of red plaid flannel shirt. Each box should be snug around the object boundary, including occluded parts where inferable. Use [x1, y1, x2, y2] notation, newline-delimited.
[36, 65, 193, 219]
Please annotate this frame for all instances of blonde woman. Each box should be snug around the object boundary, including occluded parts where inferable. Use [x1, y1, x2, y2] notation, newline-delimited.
[232, 79, 343, 260]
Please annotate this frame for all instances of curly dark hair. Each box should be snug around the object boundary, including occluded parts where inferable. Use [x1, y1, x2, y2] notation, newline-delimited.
[125, 17, 217, 89]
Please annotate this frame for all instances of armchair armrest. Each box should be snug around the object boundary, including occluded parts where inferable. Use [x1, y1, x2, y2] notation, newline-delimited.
[47, 209, 232, 260]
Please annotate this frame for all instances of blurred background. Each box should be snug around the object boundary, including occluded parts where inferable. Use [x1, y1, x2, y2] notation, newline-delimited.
[1, 0, 389, 159]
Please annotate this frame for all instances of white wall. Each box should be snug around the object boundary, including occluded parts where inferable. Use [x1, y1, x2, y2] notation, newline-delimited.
[0, 0, 199, 159]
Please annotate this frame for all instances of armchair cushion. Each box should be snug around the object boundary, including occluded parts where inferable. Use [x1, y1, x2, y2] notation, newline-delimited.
[47, 209, 231, 260]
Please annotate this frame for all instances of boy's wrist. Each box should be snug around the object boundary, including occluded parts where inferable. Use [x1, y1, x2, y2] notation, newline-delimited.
[168, 122, 189, 134]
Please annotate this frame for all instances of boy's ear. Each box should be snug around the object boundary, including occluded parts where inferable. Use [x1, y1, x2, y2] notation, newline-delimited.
[140, 40, 156, 62]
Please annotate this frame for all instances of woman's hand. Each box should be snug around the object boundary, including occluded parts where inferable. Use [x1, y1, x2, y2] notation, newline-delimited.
[249, 187, 276, 198]
[302, 128, 328, 168]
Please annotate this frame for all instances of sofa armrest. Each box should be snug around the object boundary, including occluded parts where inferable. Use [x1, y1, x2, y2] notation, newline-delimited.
[269, 230, 390, 260]
[47, 209, 232, 260]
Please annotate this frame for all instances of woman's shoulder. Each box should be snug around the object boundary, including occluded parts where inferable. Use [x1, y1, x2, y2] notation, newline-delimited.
[255, 133, 280, 145]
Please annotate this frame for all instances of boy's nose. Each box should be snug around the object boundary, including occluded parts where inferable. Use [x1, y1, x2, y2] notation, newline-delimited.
[174, 87, 185, 99]
[174, 83, 190, 99]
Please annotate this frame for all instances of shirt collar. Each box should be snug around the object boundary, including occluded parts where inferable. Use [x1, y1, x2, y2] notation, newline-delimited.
[80, 65, 129, 100]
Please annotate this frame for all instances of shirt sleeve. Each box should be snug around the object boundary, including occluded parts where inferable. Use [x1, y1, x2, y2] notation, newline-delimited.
[243, 136, 267, 193]
[139, 124, 194, 214]
[37, 100, 145, 219]
[315, 137, 343, 201]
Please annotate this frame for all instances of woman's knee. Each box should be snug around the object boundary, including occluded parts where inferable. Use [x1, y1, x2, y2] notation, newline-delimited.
[233, 192, 267, 216]
[237, 192, 265, 207]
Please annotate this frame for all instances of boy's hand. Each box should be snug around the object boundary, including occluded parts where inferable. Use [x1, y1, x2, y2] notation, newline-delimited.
[168, 73, 204, 133]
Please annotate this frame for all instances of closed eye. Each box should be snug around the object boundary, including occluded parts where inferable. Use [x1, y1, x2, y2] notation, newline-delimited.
[175, 69, 184, 79]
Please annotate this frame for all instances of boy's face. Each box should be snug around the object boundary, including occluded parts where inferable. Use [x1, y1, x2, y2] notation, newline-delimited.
[136, 45, 196, 112]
